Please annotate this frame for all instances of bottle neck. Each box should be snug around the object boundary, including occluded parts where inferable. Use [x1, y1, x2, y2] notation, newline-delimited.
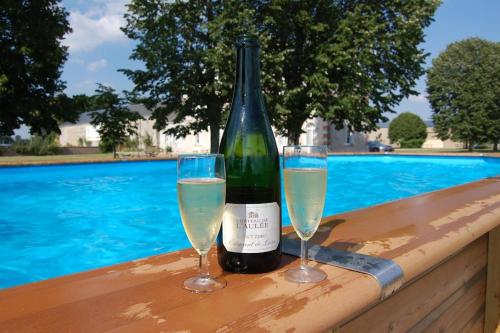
[233, 46, 262, 105]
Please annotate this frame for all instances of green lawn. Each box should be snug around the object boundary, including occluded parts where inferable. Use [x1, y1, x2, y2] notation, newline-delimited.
[0, 153, 115, 164]
[394, 148, 497, 154]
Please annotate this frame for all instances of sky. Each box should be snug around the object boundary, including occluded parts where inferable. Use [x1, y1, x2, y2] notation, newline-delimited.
[60, 0, 500, 121]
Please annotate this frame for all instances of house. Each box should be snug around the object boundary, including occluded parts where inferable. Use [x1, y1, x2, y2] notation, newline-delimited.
[366, 120, 463, 149]
[59, 104, 371, 153]
[57, 106, 465, 153]
[421, 121, 463, 149]
[0, 136, 13, 147]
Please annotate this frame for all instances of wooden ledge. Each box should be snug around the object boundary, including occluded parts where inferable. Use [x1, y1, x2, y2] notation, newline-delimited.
[0, 155, 177, 167]
[0, 178, 499, 332]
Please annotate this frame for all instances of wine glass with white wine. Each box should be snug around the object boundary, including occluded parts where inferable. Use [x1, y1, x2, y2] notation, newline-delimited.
[283, 146, 328, 283]
[177, 154, 227, 292]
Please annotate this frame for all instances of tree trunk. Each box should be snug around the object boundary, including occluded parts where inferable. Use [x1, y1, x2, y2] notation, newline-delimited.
[210, 124, 220, 154]
[113, 146, 117, 159]
[468, 141, 473, 152]
[288, 131, 301, 145]
[493, 140, 498, 152]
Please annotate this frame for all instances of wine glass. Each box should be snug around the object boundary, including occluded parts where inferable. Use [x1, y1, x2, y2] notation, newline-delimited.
[177, 154, 227, 292]
[283, 145, 328, 283]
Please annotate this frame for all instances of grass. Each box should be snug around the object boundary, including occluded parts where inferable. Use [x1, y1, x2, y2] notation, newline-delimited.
[0, 151, 177, 166]
[394, 148, 498, 154]
[0, 153, 115, 165]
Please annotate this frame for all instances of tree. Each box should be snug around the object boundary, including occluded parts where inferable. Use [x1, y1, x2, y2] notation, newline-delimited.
[122, 1, 224, 153]
[122, 1, 439, 149]
[90, 85, 144, 158]
[388, 112, 427, 148]
[257, 1, 440, 144]
[0, 0, 78, 136]
[427, 38, 500, 151]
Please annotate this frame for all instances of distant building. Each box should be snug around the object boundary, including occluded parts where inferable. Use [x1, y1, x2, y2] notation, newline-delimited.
[0, 136, 13, 147]
[60, 105, 167, 150]
[56, 106, 468, 153]
[59, 105, 371, 153]
[366, 120, 463, 149]
[421, 121, 462, 149]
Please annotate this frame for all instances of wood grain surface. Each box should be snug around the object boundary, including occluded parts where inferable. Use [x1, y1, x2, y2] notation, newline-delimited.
[485, 225, 500, 333]
[340, 236, 487, 333]
[0, 177, 499, 332]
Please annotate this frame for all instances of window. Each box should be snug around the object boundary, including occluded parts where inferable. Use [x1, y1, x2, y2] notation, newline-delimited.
[85, 126, 100, 141]
[346, 129, 353, 145]
[165, 134, 174, 146]
[306, 125, 314, 145]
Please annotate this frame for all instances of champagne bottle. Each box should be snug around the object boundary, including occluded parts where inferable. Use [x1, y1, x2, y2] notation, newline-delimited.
[217, 35, 282, 273]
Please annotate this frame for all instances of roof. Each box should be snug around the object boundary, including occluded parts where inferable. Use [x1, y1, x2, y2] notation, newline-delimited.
[61, 104, 175, 127]
[377, 119, 434, 129]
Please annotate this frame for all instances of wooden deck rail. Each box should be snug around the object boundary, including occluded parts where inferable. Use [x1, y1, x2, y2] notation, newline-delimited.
[0, 177, 499, 332]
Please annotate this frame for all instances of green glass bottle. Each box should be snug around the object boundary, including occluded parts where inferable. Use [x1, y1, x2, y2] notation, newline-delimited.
[217, 36, 282, 273]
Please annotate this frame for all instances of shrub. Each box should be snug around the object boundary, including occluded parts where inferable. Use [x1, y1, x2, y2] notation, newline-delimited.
[400, 139, 425, 148]
[99, 140, 113, 153]
[13, 133, 60, 155]
[388, 112, 427, 148]
[165, 146, 173, 153]
[123, 136, 139, 151]
[78, 137, 92, 147]
[143, 132, 153, 148]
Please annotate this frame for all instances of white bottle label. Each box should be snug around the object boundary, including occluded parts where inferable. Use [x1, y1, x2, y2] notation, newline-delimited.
[222, 202, 280, 253]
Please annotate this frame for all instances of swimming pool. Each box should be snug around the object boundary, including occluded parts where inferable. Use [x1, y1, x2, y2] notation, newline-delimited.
[0, 155, 499, 289]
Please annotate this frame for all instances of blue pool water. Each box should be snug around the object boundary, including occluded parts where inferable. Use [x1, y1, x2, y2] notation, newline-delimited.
[0, 155, 499, 289]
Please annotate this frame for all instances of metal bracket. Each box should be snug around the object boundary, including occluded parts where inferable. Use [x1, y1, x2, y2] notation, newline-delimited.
[282, 237, 404, 300]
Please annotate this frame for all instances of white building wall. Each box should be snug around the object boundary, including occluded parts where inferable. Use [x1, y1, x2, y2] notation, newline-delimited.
[162, 130, 211, 153]
[60, 124, 92, 146]
[422, 128, 463, 149]
[366, 126, 463, 149]
[60, 109, 373, 153]
[328, 126, 368, 152]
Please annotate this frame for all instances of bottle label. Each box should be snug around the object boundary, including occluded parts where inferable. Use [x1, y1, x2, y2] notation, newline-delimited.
[223, 202, 280, 253]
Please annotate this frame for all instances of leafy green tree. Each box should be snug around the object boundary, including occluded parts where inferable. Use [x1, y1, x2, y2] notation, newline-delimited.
[0, 0, 79, 136]
[388, 112, 427, 148]
[257, 1, 440, 143]
[71, 94, 102, 113]
[90, 85, 144, 158]
[122, 0, 439, 149]
[122, 1, 225, 153]
[427, 38, 500, 151]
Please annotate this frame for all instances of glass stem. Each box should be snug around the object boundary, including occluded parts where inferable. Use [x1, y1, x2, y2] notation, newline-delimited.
[300, 239, 308, 270]
[199, 253, 209, 279]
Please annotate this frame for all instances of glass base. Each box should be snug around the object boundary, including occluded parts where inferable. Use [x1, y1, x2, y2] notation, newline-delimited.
[285, 266, 327, 283]
[183, 275, 227, 293]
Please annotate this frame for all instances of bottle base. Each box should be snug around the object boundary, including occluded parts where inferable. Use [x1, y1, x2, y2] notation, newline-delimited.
[218, 250, 282, 274]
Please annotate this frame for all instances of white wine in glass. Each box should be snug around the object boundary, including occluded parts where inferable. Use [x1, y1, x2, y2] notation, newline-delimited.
[283, 146, 328, 283]
[177, 154, 227, 293]
[284, 168, 327, 240]
[178, 178, 226, 255]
